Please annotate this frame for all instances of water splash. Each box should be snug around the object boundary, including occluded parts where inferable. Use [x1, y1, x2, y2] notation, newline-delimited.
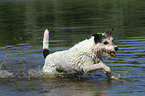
[0, 70, 13, 78]
[0, 63, 42, 80]
[27, 69, 44, 79]
[111, 71, 128, 81]
[0, 62, 13, 78]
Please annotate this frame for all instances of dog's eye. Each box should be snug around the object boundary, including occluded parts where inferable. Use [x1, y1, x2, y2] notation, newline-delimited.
[103, 41, 109, 45]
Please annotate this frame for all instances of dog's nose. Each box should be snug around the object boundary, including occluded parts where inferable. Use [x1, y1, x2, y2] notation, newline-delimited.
[115, 47, 118, 51]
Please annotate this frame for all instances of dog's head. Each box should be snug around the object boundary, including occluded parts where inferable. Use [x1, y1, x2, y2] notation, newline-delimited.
[93, 28, 118, 57]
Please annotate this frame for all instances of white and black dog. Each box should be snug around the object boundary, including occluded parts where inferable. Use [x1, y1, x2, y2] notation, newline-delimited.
[42, 28, 118, 79]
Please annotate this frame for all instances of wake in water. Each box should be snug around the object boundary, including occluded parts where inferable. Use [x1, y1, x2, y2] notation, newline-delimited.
[0, 68, 127, 82]
[0, 59, 127, 81]
[0, 62, 41, 79]
[0, 69, 44, 81]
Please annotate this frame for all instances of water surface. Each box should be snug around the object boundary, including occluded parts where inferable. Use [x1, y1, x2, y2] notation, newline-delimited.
[0, 0, 145, 96]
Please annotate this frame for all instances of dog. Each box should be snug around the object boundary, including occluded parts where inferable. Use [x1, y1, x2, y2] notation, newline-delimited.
[42, 28, 118, 79]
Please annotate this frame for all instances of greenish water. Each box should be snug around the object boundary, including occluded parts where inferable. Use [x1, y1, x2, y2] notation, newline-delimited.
[0, 0, 145, 96]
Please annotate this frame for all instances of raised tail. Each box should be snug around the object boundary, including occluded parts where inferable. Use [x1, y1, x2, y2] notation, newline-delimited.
[43, 29, 49, 58]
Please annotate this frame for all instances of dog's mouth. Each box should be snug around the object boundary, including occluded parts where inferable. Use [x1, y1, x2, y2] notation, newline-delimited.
[103, 50, 116, 57]
[107, 51, 116, 57]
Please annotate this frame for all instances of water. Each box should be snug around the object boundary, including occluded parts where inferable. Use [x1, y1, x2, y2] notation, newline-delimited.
[0, 0, 145, 96]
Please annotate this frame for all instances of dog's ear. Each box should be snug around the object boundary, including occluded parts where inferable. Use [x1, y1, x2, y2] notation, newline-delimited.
[105, 28, 114, 36]
[93, 33, 102, 43]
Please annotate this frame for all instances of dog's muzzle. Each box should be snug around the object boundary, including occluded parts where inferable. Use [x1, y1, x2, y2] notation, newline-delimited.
[103, 46, 118, 57]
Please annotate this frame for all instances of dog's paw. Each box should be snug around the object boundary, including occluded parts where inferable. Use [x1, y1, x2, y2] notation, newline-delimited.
[110, 75, 118, 80]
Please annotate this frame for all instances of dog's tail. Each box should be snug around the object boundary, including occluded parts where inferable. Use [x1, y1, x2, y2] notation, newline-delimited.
[43, 29, 49, 58]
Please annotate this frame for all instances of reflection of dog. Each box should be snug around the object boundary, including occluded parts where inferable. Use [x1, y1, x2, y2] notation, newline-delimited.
[42, 28, 118, 79]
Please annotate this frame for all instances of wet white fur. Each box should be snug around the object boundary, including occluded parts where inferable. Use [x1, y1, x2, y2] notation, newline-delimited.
[43, 29, 49, 49]
[42, 29, 118, 79]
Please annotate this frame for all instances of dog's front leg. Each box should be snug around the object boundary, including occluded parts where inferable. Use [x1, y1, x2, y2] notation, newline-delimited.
[83, 62, 116, 79]
[83, 61, 111, 75]
[83, 64, 102, 74]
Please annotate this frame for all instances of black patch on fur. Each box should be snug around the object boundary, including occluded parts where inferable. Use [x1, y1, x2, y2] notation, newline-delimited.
[93, 33, 102, 44]
[43, 49, 49, 58]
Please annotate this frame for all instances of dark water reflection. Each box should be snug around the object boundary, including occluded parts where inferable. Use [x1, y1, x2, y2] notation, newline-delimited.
[0, 0, 145, 96]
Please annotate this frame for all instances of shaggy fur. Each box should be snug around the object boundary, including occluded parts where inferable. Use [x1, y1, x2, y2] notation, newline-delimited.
[42, 29, 118, 79]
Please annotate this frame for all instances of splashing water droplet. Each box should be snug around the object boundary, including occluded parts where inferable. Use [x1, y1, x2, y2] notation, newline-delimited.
[0, 70, 13, 78]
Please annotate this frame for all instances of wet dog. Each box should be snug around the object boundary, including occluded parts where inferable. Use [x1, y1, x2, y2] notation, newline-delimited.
[42, 28, 118, 79]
